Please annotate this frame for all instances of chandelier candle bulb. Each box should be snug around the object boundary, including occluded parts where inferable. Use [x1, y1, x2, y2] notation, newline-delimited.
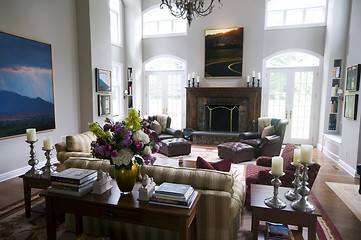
[257, 72, 261, 80]
[271, 157, 283, 176]
[43, 137, 52, 150]
[252, 71, 256, 78]
[293, 149, 302, 166]
[301, 145, 313, 163]
[26, 128, 36, 142]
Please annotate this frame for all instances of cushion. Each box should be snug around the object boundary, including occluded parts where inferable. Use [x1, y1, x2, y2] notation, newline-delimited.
[150, 120, 162, 135]
[156, 115, 168, 131]
[257, 117, 271, 134]
[281, 144, 298, 170]
[66, 131, 95, 152]
[261, 125, 275, 138]
[196, 156, 232, 172]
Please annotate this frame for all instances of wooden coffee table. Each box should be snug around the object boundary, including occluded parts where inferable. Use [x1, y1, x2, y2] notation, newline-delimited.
[40, 181, 200, 240]
[251, 184, 321, 240]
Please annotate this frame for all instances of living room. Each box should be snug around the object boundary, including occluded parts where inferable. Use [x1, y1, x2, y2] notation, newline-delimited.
[0, 0, 360, 239]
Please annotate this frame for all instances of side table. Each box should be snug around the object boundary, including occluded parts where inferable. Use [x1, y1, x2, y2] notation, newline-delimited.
[19, 175, 51, 218]
[251, 184, 321, 240]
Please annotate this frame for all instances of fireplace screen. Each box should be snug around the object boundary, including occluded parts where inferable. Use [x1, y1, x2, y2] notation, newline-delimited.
[205, 105, 239, 132]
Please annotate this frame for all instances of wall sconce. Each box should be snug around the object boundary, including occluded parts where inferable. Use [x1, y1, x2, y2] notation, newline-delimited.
[123, 89, 128, 99]
[337, 89, 343, 100]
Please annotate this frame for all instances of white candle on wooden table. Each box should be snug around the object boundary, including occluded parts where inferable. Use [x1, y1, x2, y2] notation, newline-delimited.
[301, 145, 313, 163]
[293, 149, 301, 166]
[257, 72, 261, 80]
[272, 156, 283, 176]
[43, 137, 53, 150]
[26, 128, 36, 141]
[252, 71, 256, 78]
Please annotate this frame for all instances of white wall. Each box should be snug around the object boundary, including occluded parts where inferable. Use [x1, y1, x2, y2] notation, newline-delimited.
[0, 0, 80, 177]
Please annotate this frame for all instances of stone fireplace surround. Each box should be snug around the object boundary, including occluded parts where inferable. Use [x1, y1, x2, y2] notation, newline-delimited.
[186, 87, 262, 144]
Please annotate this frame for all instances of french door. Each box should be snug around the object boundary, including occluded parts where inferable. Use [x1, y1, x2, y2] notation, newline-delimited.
[145, 71, 184, 130]
[264, 67, 318, 145]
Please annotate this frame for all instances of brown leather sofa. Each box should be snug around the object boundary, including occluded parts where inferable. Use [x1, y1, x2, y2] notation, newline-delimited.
[143, 115, 183, 141]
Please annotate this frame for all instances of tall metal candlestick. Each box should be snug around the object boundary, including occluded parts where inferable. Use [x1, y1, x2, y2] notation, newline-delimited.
[264, 171, 286, 209]
[291, 162, 315, 212]
[257, 79, 260, 87]
[192, 77, 195, 87]
[41, 147, 56, 178]
[285, 163, 302, 201]
[252, 77, 255, 87]
[25, 140, 42, 177]
[188, 79, 190, 87]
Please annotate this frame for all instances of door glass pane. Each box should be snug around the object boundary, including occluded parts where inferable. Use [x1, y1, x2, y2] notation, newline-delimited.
[268, 72, 287, 118]
[167, 74, 182, 130]
[148, 74, 163, 115]
[291, 72, 313, 139]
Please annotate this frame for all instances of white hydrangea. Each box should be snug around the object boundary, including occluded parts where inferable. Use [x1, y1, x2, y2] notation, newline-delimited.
[143, 146, 151, 155]
[112, 148, 134, 166]
[132, 130, 150, 144]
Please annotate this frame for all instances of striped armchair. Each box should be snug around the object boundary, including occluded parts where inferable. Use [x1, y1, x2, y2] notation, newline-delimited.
[65, 162, 245, 240]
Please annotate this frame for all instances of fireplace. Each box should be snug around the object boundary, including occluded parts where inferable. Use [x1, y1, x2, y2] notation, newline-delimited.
[186, 87, 262, 144]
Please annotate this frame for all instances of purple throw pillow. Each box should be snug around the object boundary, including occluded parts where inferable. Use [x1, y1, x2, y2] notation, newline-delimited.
[196, 156, 232, 172]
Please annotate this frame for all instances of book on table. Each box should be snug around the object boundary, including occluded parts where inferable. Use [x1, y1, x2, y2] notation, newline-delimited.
[264, 222, 294, 240]
[51, 168, 97, 185]
[154, 182, 194, 200]
[149, 190, 198, 209]
[47, 183, 94, 197]
[51, 178, 96, 192]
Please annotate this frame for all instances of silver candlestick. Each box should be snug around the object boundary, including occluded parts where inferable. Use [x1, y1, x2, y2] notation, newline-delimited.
[40, 147, 56, 178]
[264, 171, 286, 209]
[285, 162, 302, 201]
[291, 162, 315, 212]
[25, 140, 42, 177]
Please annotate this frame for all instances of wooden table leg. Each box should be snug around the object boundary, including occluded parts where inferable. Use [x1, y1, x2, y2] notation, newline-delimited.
[179, 217, 189, 240]
[45, 197, 57, 240]
[75, 214, 83, 235]
[308, 216, 317, 240]
[22, 178, 31, 218]
[252, 209, 260, 240]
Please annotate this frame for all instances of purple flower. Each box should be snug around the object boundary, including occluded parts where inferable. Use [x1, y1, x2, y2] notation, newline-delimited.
[103, 123, 112, 131]
[120, 130, 133, 147]
[97, 138, 106, 146]
[144, 127, 151, 135]
[143, 154, 156, 165]
[134, 140, 143, 151]
[111, 122, 123, 135]
[111, 150, 118, 158]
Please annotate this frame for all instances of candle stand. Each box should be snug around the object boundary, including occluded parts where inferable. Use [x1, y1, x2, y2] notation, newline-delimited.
[285, 162, 301, 201]
[264, 171, 286, 209]
[247, 82, 250, 87]
[197, 82, 199, 87]
[257, 79, 260, 87]
[188, 79, 190, 87]
[192, 77, 195, 87]
[41, 147, 56, 178]
[25, 140, 42, 177]
[291, 162, 315, 212]
[252, 77, 255, 87]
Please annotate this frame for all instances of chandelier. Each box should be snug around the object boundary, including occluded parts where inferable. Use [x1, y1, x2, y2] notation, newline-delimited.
[160, 0, 223, 26]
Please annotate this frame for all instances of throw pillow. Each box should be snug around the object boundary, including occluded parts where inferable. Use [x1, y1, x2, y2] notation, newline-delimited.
[150, 120, 162, 135]
[196, 156, 232, 172]
[261, 125, 275, 138]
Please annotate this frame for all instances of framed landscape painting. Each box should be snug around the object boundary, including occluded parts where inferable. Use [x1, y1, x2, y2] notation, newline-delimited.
[0, 31, 55, 140]
[96, 68, 111, 92]
[344, 94, 358, 120]
[204, 27, 244, 78]
[346, 64, 360, 91]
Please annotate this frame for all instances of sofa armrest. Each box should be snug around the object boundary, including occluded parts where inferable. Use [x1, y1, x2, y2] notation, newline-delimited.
[261, 135, 280, 145]
[55, 142, 67, 152]
[164, 128, 183, 137]
[239, 131, 260, 140]
[256, 156, 272, 167]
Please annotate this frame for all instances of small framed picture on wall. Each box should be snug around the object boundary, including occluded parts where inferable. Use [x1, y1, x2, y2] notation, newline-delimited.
[344, 94, 358, 120]
[96, 68, 111, 92]
[98, 94, 111, 116]
[346, 64, 360, 91]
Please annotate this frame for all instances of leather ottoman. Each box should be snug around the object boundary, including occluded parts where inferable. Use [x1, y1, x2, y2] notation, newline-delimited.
[217, 142, 254, 163]
[159, 138, 191, 157]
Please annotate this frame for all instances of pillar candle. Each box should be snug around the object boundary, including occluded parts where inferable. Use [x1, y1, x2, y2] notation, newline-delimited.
[26, 128, 36, 141]
[293, 149, 301, 166]
[247, 75, 250, 82]
[192, 72, 195, 78]
[272, 156, 283, 176]
[252, 71, 256, 78]
[257, 72, 261, 79]
[196, 76, 200, 83]
[188, 74, 191, 80]
[43, 137, 53, 150]
[301, 145, 313, 163]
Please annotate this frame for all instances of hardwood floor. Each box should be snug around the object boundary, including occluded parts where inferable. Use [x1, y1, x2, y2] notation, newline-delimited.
[0, 147, 360, 239]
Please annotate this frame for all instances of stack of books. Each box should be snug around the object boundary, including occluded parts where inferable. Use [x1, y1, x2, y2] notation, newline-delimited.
[264, 222, 294, 240]
[47, 168, 97, 197]
[149, 182, 197, 209]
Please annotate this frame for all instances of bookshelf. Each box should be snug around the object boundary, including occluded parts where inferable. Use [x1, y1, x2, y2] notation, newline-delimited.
[328, 59, 341, 131]
[126, 67, 134, 111]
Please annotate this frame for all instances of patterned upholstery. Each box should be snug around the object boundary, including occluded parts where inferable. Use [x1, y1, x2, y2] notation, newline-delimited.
[64, 162, 245, 240]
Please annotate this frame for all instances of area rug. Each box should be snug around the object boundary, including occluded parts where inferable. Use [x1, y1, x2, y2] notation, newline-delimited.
[326, 182, 361, 222]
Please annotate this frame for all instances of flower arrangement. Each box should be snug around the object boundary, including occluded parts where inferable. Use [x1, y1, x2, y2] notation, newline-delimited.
[89, 109, 161, 170]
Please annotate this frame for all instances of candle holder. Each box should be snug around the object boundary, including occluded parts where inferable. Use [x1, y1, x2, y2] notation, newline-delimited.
[192, 77, 195, 87]
[264, 171, 286, 209]
[25, 140, 42, 177]
[197, 82, 199, 87]
[188, 79, 190, 87]
[291, 162, 315, 212]
[40, 147, 56, 178]
[252, 77, 255, 87]
[285, 162, 302, 201]
[257, 79, 260, 87]
[247, 82, 250, 87]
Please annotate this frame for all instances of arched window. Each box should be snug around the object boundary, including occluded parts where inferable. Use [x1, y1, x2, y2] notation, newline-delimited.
[266, 52, 320, 68]
[144, 56, 186, 129]
[143, 6, 187, 38]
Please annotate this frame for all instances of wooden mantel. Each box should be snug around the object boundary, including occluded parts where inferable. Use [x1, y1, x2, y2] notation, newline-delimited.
[186, 87, 262, 131]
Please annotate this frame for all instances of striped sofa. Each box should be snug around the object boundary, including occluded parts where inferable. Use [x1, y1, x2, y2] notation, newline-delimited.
[64, 158, 245, 240]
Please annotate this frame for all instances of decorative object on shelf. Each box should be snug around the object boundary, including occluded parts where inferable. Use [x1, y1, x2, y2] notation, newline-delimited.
[264, 157, 286, 209]
[127, 67, 133, 80]
[252, 71, 255, 87]
[25, 139, 42, 177]
[92, 169, 112, 194]
[337, 89, 343, 100]
[285, 149, 302, 201]
[291, 145, 315, 212]
[192, 72, 195, 87]
[41, 146, 56, 178]
[344, 94, 358, 120]
[257, 72, 261, 87]
[89, 109, 161, 193]
[187, 74, 191, 87]
[0, 31, 55, 140]
[96, 68, 111, 92]
[246, 75, 250, 87]
[346, 64, 360, 91]
[98, 94, 111, 116]
[205, 27, 243, 78]
[123, 89, 128, 99]
[160, 0, 223, 26]
[138, 174, 156, 201]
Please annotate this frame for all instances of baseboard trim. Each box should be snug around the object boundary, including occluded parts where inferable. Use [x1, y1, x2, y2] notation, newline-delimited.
[0, 159, 50, 182]
[316, 143, 323, 151]
[323, 146, 339, 162]
[338, 158, 357, 178]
